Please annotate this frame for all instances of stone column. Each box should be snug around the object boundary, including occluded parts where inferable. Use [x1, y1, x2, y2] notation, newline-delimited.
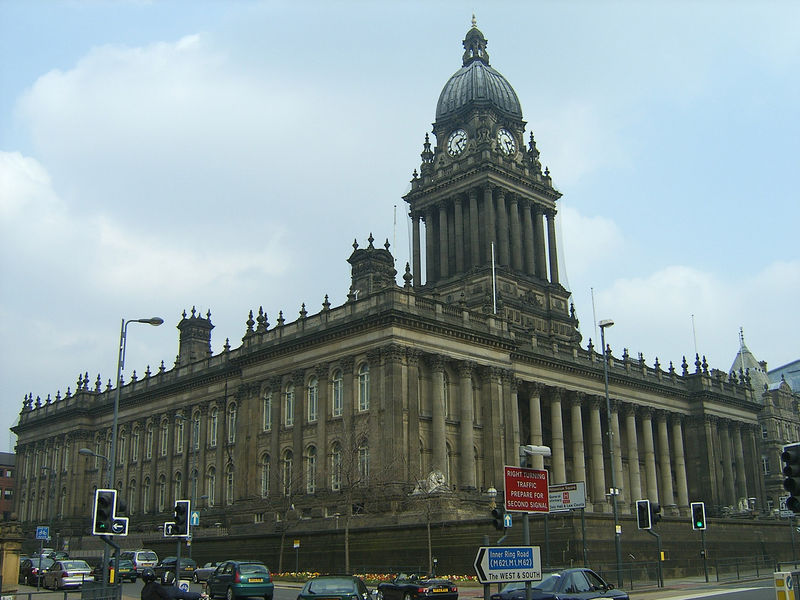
[316, 364, 330, 491]
[381, 346, 403, 479]
[438, 203, 449, 280]
[469, 188, 480, 269]
[533, 205, 547, 280]
[506, 375, 521, 464]
[545, 208, 559, 284]
[341, 357, 356, 477]
[721, 420, 736, 507]
[624, 404, 643, 505]
[483, 186, 495, 265]
[656, 410, 675, 512]
[641, 408, 659, 503]
[406, 350, 422, 479]
[609, 400, 626, 512]
[569, 392, 587, 503]
[589, 396, 608, 512]
[550, 389, 566, 484]
[496, 189, 509, 266]
[412, 213, 422, 287]
[454, 195, 465, 275]
[704, 416, 721, 509]
[733, 422, 748, 502]
[522, 201, 535, 277]
[429, 355, 448, 475]
[528, 384, 544, 470]
[458, 362, 477, 489]
[670, 413, 689, 512]
[424, 209, 436, 285]
[509, 194, 523, 271]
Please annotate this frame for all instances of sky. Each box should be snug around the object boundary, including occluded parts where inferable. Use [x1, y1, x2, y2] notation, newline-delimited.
[1, 0, 798, 454]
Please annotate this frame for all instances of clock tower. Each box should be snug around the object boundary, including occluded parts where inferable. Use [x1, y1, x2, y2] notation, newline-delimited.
[404, 18, 580, 344]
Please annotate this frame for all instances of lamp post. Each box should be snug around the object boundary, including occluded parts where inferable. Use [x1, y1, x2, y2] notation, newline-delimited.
[519, 445, 551, 600]
[599, 318, 623, 588]
[40, 466, 56, 545]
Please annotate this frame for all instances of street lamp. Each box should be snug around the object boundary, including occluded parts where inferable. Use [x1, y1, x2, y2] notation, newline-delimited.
[599, 318, 623, 588]
[519, 445, 551, 600]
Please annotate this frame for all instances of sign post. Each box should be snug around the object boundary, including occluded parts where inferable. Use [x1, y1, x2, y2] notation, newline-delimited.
[473, 546, 541, 584]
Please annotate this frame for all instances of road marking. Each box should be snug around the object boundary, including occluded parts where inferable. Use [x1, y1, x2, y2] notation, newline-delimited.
[633, 587, 764, 600]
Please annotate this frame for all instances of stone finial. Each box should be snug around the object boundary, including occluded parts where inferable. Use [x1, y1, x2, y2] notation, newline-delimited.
[277, 311, 285, 326]
[224, 338, 231, 352]
[145, 365, 151, 378]
[403, 263, 413, 288]
[322, 294, 331, 311]
[681, 356, 689, 375]
[95, 374, 102, 391]
[246, 309, 255, 335]
[299, 303, 307, 319]
[695, 353, 702, 373]
[159, 360, 166, 373]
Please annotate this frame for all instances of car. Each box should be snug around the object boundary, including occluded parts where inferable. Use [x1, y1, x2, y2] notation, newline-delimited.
[488, 568, 629, 600]
[154, 556, 197, 580]
[298, 575, 370, 600]
[41, 559, 93, 589]
[120, 549, 159, 577]
[376, 573, 457, 600]
[194, 561, 223, 583]
[206, 560, 274, 600]
[92, 558, 137, 583]
[19, 556, 54, 585]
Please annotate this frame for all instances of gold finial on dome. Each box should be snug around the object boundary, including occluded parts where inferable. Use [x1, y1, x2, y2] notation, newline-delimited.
[471, 14, 477, 28]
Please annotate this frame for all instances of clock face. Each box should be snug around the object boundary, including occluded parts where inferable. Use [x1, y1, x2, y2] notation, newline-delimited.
[447, 129, 468, 156]
[497, 128, 516, 155]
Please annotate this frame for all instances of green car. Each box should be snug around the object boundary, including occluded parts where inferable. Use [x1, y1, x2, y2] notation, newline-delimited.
[298, 575, 370, 600]
[206, 560, 273, 600]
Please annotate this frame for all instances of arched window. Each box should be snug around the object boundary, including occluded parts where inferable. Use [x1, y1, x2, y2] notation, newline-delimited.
[143, 477, 151, 513]
[282, 450, 293, 496]
[263, 393, 272, 431]
[358, 363, 370, 411]
[209, 408, 218, 447]
[59, 487, 67, 519]
[128, 480, 137, 514]
[332, 370, 343, 417]
[225, 464, 234, 505]
[331, 443, 342, 491]
[118, 433, 126, 464]
[285, 384, 295, 427]
[175, 418, 184, 454]
[207, 467, 216, 507]
[174, 472, 182, 503]
[306, 446, 317, 494]
[227, 403, 237, 444]
[192, 413, 200, 451]
[261, 455, 270, 498]
[145, 426, 153, 460]
[132, 428, 140, 462]
[160, 421, 168, 457]
[63, 441, 70, 471]
[307, 377, 318, 422]
[358, 440, 370, 483]
[158, 475, 166, 512]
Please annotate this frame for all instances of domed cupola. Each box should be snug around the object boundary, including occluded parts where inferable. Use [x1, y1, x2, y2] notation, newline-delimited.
[435, 19, 523, 122]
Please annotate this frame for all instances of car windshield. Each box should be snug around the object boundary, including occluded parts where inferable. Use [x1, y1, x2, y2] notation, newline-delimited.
[34, 558, 55, 568]
[140, 552, 158, 561]
[305, 578, 356, 593]
[240, 563, 268, 574]
[533, 574, 561, 592]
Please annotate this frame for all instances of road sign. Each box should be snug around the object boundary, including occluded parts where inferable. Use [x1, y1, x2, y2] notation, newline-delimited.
[504, 466, 549, 513]
[110, 518, 129, 536]
[190, 511, 200, 526]
[473, 546, 542, 584]
[548, 482, 586, 512]
[35, 526, 49, 540]
[503, 513, 512, 528]
[178, 580, 191, 592]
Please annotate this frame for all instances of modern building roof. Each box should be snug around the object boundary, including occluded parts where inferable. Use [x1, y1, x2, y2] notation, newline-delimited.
[770, 359, 800, 393]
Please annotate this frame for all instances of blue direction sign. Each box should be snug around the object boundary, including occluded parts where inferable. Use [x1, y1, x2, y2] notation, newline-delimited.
[473, 546, 541, 584]
[190, 511, 200, 526]
[503, 513, 512, 528]
[36, 526, 49, 540]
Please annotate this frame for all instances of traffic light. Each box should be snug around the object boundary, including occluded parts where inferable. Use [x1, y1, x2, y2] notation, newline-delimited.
[93, 489, 117, 535]
[636, 499, 651, 530]
[491, 507, 505, 531]
[782, 443, 800, 513]
[651, 502, 663, 525]
[173, 500, 190, 537]
[691, 501, 706, 530]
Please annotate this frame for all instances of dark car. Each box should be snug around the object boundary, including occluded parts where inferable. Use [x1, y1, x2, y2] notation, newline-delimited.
[193, 561, 223, 583]
[298, 575, 370, 600]
[154, 557, 197, 580]
[206, 560, 274, 600]
[19, 556, 54, 585]
[92, 558, 137, 583]
[489, 569, 629, 600]
[376, 573, 457, 600]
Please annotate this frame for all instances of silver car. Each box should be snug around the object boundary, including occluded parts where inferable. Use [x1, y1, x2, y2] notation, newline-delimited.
[42, 560, 93, 589]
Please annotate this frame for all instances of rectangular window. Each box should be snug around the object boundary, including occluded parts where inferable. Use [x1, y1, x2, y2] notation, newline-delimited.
[762, 456, 770, 475]
[263, 395, 272, 431]
[332, 376, 343, 417]
[762, 426, 768, 439]
[308, 383, 318, 423]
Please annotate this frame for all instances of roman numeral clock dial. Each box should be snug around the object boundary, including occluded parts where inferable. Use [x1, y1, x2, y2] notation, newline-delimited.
[447, 128, 468, 156]
[497, 128, 516, 155]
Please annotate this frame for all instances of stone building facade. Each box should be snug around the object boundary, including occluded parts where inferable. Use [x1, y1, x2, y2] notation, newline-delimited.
[10, 22, 789, 553]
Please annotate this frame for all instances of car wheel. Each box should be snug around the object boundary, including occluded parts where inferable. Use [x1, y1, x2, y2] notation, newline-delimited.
[376, 591, 384, 600]
[226, 587, 235, 600]
[404, 593, 413, 600]
[193, 573, 199, 583]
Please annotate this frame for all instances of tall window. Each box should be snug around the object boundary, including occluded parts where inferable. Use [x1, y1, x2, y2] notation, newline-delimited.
[63, 442, 70, 471]
[263, 393, 272, 431]
[261, 455, 270, 498]
[128, 480, 137, 514]
[207, 468, 216, 507]
[158, 475, 166, 511]
[358, 441, 369, 484]
[143, 478, 151, 513]
[227, 403, 237, 444]
[358, 363, 370, 411]
[174, 472, 182, 502]
[225, 464, 234, 505]
[331, 443, 342, 491]
[192, 413, 200, 451]
[190, 468, 198, 502]
[282, 450, 293, 496]
[209, 408, 218, 447]
[306, 446, 317, 494]
[332, 370, 343, 417]
[160, 422, 168, 457]
[307, 377, 318, 422]
[132, 428, 140, 462]
[285, 385, 295, 427]
[118, 434, 126, 464]
[145, 425, 153, 460]
[175, 418, 184, 454]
